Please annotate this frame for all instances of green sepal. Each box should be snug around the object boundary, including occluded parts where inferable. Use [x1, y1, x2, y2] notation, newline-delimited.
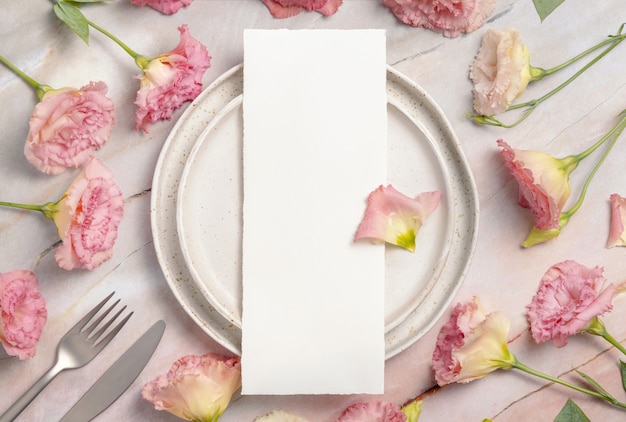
[532, 0, 566, 22]
[553, 399, 590, 422]
[53, 1, 90, 44]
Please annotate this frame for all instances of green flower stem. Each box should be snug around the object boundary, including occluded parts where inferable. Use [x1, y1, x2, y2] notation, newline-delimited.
[499, 357, 626, 410]
[585, 317, 626, 357]
[531, 24, 626, 78]
[0, 200, 58, 220]
[0, 54, 52, 100]
[561, 110, 626, 218]
[86, 19, 151, 69]
[473, 24, 626, 128]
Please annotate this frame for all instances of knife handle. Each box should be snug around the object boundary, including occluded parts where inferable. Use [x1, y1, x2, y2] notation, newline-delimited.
[0, 364, 62, 422]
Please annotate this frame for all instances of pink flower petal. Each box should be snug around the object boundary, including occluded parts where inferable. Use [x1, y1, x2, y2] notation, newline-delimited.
[526, 260, 615, 347]
[131, 0, 193, 14]
[355, 184, 440, 252]
[0, 270, 47, 360]
[607, 193, 626, 247]
[261, 0, 343, 18]
[336, 401, 406, 422]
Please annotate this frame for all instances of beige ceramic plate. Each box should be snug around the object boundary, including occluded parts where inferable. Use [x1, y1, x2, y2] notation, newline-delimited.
[152, 64, 479, 358]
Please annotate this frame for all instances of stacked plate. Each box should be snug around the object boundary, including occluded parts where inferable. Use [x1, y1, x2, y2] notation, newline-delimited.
[150, 64, 479, 358]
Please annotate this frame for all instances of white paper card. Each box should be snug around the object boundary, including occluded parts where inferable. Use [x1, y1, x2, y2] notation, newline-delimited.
[242, 29, 386, 395]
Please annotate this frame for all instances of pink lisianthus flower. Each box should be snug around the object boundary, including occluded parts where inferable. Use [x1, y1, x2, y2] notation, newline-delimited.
[255, 410, 310, 421]
[497, 139, 578, 231]
[134, 24, 211, 133]
[526, 260, 616, 347]
[470, 28, 533, 116]
[432, 297, 514, 386]
[336, 401, 407, 422]
[25, 81, 115, 175]
[51, 158, 125, 270]
[131, 0, 192, 14]
[607, 193, 626, 248]
[355, 184, 440, 252]
[261, 0, 343, 18]
[142, 353, 241, 422]
[0, 270, 47, 360]
[382, 0, 495, 38]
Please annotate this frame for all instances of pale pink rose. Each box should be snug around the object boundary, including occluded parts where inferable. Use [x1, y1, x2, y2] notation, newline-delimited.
[526, 260, 616, 347]
[142, 353, 241, 421]
[131, 0, 192, 14]
[135, 25, 211, 133]
[607, 193, 626, 248]
[51, 158, 124, 271]
[432, 297, 513, 386]
[0, 270, 47, 360]
[498, 139, 577, 231]
[336, 401, 406, 422]
[382, 0, 495, 38]
[24, 81, 115, 175]
[470, 28, 532, 116]
[261, 0, 343, 18]
[255, 410, 310, 421]
[355, 184, 440, 252]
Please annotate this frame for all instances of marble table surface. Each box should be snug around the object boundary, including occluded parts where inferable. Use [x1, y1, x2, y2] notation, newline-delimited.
[1, 1, 626, 421]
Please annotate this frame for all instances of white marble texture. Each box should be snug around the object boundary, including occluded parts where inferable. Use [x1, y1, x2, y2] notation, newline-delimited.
[1, 0, 625, 421]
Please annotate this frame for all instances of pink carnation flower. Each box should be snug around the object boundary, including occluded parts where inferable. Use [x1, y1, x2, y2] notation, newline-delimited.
[142, 353, 241, 421]
[52, 158, 125, 271]
[470, 28, 532, 116]
[0, 270, 47, 360]
[355, 184, 440, 252]
[131, 0, 192, 14]
[25, 81, 115, 175]
[135, 25, 211, 133]
[526, 260, 616, 347]
[607, 193, 626, 248]
[261, 0, 343, 18]
[336, 401, 406, 422]
[382, 0, 496, 38]
[432, 297, 513, 386]
[497, 139, 577, 231]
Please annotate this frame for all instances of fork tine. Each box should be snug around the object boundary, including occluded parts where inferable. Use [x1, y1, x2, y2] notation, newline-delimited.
[89, 305, 126, 343]
[93, 311, 133, 349]
[84, 299, 121, 335]
[72, 292, 115, 332]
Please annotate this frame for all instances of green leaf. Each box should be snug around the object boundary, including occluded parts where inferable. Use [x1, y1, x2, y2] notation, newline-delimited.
[553, 399, 590, 422]
[401, 400, 422, 422]
[532, 0, 566, 22]
[53, 2, 90, 44]
[620, 360, 626, 392]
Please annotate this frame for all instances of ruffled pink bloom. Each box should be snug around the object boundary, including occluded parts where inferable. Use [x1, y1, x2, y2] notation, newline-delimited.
[142, 353, 241, 421]
[470, 28, 532, 116]
[131, 0, 192, 14]
[607, 193, 626, 248]
[25, 81, 115, 175]
[526, 260, 616, 347]
[498, 139, 577, 231]
[336, 401, 406, 422]
[255, 410, 310, 421]
[135, 25, 211, 133]
[0, 270, 47, 360]
[432, 297, 513, 386]
[355, 184, 440, 252]
[261, 0, 343, 18]
[382, 0, 495, 38]
[51, 158, 124, 271]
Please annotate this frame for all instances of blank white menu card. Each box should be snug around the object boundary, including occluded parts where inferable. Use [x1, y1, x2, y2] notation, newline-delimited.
[242, 29, 387, 395]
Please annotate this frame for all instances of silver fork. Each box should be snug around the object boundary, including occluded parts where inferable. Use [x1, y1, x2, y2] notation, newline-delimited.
[0, 292, 132, 422]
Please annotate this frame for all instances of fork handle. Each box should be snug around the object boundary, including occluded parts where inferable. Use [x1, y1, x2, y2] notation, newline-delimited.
[0, 365, 62, 422]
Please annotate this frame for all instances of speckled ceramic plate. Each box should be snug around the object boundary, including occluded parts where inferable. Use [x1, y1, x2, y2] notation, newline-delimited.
[151, 64, 479, 358]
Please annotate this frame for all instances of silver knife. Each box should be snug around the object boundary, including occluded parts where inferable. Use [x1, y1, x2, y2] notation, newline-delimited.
[60, 320, 166, 422]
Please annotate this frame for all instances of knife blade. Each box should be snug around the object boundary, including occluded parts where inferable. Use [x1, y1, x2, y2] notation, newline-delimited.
[60, 320, 166, 422]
